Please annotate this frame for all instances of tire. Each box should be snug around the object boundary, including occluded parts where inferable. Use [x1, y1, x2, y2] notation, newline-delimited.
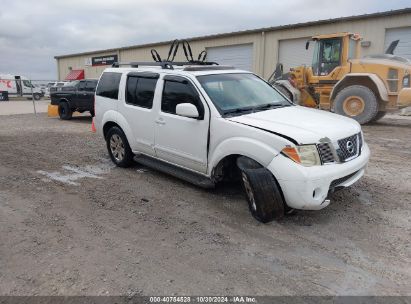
[33, 93, 41, 101]
[106, 126, 134, 168]
[334, 85, 379, 124]
[371, 111, 386, 122]
[58, 102, 72, 120]
[237, 158, 285, 223]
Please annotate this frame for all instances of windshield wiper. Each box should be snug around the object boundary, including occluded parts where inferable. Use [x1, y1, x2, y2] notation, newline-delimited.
[223, 107, 255, 116]
[253, 103, 287, 111]
[223, 103, 289, 117]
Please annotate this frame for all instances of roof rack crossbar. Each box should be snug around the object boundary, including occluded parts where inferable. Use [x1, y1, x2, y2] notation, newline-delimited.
[112, 61, 219, 69]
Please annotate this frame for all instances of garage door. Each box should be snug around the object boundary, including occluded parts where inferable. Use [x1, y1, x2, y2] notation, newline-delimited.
[385, 27, 411, 60]
[278, 38, 314, 72]
[206, 44, 253, 71]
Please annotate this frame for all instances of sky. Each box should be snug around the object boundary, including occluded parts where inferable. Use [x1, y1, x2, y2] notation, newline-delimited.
[0, 0, 410, 80]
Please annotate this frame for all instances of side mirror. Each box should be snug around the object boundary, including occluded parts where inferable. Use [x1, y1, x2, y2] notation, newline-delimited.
[305, 41, 310, 50]
[176, 103, 199, 118]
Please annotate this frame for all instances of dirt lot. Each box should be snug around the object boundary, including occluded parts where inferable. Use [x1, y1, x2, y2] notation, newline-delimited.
[0, 113, 410, 296]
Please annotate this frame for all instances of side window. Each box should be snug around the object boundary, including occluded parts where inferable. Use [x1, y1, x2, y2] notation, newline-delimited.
[22, 80, 33, 88]
[126, 76, 158, 108]
[86, 81, 97, 92]
[348, 39, 356, 60]
[319, 38, 342, 75]
[77, 81, 86, 91]
[96, 72, 122, 100]
[161, 77, 204, 119]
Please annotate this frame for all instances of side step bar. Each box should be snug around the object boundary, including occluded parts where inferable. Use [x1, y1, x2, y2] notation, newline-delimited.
[134, 154, 215, 189]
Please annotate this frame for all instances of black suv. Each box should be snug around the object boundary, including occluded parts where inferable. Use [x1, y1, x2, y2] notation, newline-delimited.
[51, 79, 98, 120]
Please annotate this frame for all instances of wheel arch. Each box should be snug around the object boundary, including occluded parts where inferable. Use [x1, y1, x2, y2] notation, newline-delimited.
[103, 121, 121, 139]
[59, 98, 70, 105]
[102, 113, 136, 149]
[331, 73, 389, 103]
[208, 137, 280, 177]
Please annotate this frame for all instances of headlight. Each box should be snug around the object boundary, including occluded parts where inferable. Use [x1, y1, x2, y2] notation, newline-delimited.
[282, 145, 321, 167]
[403, 75, 410, 88]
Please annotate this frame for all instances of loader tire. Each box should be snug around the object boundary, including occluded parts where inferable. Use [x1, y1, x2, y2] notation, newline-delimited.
[334, 85, 379, 124]
[371, 111, 386, 122]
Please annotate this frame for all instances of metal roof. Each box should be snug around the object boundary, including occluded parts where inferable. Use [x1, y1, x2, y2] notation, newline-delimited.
[54, 7, 411, 59]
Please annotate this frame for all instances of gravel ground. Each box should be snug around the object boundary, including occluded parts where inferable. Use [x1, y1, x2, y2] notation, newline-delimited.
[0, 113, 410, 296]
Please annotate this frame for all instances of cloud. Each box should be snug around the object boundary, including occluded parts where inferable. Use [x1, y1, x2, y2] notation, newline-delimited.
[0, 0, 409, 79]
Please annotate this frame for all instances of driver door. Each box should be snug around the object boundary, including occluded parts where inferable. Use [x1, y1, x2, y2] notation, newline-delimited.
[154, 76, 209, 174]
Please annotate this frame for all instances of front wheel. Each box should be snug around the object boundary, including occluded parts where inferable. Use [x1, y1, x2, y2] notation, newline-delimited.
[106, 127, 134, 167]
[58, 102, 72, 120]
[238, 162, 285, 223]
[334, 85, 379, 124]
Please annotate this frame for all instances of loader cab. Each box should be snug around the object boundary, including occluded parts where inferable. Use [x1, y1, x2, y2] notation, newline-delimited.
[309, 33, 361, 78]
[312, 37, 343, 76]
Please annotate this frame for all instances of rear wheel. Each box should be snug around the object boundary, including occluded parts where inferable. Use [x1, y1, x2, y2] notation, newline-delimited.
[58, 102, 72, 120]
[237, 157, 285, 223]
[33, 93, 41, 101]
[106, 127, 134, 167]
[334, 85, 379, 124]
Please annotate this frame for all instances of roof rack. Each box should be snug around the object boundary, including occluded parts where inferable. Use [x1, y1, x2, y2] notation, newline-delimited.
[183, 65, 235, 71]
[112, 39, 222, 70]
[112, 61, 219, 70]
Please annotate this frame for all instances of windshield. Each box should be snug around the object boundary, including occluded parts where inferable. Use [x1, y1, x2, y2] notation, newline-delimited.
[197, 73, 291, 115]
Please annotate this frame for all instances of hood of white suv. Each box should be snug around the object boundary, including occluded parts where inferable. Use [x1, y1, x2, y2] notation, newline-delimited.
[227, 105, 361, 144]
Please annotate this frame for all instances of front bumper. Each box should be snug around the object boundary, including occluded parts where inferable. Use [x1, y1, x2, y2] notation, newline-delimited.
[267, 143, 370, 210]
[398, 88, 411, 108]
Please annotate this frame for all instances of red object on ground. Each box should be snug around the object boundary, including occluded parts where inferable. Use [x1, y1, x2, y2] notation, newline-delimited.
[91, 118, 96, 133]
[65, 70, 85, 80]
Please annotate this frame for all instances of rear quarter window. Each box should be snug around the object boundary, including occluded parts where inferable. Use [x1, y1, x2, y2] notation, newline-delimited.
[96, 72, 122, 99]
[126, 76, 158, 108]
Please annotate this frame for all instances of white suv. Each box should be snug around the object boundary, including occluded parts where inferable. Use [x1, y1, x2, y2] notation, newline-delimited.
[94, 63, 370, 223]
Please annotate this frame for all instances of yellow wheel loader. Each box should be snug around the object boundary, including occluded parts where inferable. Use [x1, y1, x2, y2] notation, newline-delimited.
[270, 32, 411, 124]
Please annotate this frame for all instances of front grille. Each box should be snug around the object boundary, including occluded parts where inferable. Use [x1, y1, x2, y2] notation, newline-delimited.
[330, 170, 359, 189]
[337, 133, 360, 162]
[317, 143, 335, 164]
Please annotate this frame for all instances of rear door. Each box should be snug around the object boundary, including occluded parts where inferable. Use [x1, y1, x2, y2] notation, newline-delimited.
[119, 72, 159, 156]
[75, 81, 87, 108]
[82, 80, 97, 110]
[154, 75, 209, 173]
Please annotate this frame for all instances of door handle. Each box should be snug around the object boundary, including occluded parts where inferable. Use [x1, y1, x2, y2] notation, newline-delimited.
[155, 119, 166, 125]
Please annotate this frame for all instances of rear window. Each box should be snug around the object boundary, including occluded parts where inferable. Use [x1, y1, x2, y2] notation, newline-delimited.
[96, 72, 122, 100]
[126, 75, 158, 108]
